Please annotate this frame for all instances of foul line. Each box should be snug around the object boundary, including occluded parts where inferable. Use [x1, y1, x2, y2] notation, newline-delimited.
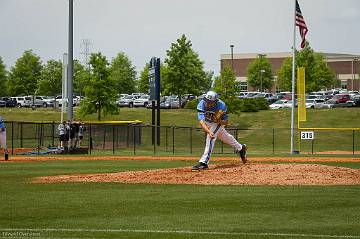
[1, 228, 360, 238]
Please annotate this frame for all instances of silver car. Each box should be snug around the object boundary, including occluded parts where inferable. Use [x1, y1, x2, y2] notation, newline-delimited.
[133, 95, 150, 107]
[118, 95, 136, 107]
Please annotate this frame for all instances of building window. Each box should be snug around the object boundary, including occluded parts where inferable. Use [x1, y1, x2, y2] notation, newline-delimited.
[341, 80, 347, 89]
[240, 82, 248, 92]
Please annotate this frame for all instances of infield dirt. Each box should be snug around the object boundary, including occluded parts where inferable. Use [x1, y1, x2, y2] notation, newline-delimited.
[25, 155, 360, 186]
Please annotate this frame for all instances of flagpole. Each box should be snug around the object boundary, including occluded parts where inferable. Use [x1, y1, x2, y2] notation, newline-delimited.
[291, 0, 297, 154]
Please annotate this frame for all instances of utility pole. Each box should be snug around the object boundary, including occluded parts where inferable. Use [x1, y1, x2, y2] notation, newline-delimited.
[67, 0, 74, 121]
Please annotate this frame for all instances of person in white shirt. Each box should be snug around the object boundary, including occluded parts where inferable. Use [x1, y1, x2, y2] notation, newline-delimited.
[58, 121, 66, 149]
[0, 116, 8, 161]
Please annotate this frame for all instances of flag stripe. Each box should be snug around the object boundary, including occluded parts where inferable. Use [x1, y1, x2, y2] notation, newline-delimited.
[295, 0, 308, 48]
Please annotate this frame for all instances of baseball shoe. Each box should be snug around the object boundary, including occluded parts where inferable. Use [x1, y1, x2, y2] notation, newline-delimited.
[192, 162, 208, 171]
[237, 144, 247, 164]
[5, 153, 8, 161]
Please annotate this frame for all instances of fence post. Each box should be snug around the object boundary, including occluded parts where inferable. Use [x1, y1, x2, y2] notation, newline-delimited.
[103, 126, 106, 150]
[11, 121, 14, 155]
[52, 121, 55, 147]
[190, 127, 192, 154]
[311, 139, 314, 155]
[37, 123, 40, 154]
[353, 130, 355, 155]
[20, 123, 23, 148]
[133, 125, 136, 155]
[165, 127, 168, 152]
[126, 125, 130, 148]
[272, 128, 275, 155]
[153, 125, 156, 154]
[112, 125, 115, 154]
[172, 126, 175, 155]
[89, 124, 92, 155]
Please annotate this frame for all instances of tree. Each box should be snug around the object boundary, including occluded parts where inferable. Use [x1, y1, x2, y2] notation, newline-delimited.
[246, 55, 273, 92]
[8, 50, 42, 96]
[73, 60, 91, 97]
[0, 57, 7, 96]
[214, 67, 237, 99]
[203, 71, 214, 92]
[277, 43, 336, 92]
[163, 34, 207, 102]
[138, 63, 169, 95]
[109, 52, 137, 94]
[78, 53, 118, 121]
[138, 63, 150, 94]
[37, 59, 62, 99]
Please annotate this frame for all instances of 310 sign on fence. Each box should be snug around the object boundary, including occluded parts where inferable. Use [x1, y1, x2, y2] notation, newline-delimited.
[300, 131, 314, 140]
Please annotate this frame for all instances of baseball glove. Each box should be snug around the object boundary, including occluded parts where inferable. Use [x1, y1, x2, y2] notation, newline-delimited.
[213, 110, 225, 124]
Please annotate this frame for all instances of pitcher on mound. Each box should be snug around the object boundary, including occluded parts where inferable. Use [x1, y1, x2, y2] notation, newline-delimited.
[192, 91, 247, 171]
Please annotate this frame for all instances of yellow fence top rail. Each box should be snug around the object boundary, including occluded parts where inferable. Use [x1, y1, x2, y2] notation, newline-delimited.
[299, 127, 360, 131]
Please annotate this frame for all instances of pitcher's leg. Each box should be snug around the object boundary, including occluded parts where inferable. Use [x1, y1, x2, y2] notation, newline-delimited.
[199, 124, 222, 165]
[217, 129, 242, 151]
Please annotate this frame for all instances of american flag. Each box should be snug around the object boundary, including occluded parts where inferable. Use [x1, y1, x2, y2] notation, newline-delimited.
[295, 0, 308, 48]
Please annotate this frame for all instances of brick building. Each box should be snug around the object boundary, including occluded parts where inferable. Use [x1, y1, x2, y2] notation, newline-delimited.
[220, 52, 360, 92]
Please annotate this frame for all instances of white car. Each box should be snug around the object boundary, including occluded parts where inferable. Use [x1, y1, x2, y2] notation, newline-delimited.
[55, 95, 77, 107]
[269, 100, 289, 109]
[305, 99, 326, 108]
[11, 96, 32, 107]
[133, 95, 150, 107]
[118, 95, 136, 107]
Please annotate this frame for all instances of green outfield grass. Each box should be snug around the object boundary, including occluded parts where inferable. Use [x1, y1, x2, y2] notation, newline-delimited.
[1, 159, 360, 239]
[1, 107, 359, 155]
[1, 107, 360, 128]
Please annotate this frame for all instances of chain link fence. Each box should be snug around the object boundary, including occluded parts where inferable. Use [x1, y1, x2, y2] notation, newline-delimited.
[4, 121, 360, 156]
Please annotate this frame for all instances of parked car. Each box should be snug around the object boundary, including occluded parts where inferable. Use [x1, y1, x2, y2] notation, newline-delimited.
[318, 100, 336, 109]
[0, 97, 17, 107]
[118, 95, 137, 107]
[55, 95, 78, 107]
[269, 100, 289, 109]
[305, 99, 326, 108]
[332, 94, 350, 103]
[0, 99, 6, 107]
[11, 96, 32, 107]
[27, 96, 55, 107]
[346, 95, 360, 107]
[133, 95, 150, 107]
[238, 92, 249, 99]
[161, 96, 180, 109]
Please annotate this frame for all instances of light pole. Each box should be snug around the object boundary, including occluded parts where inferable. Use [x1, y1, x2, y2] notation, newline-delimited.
[352, 58, 359, 91]
[230, 44, 234, 71]
[260, 69, 265, 92]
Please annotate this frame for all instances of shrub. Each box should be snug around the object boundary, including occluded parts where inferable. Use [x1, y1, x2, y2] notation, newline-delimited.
[184, 99, 199, 109]
[254, 98, 270, 110]
[240, 98, 259, 112]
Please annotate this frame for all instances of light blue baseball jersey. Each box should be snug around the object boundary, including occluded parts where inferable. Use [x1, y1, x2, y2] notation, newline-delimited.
[197, 99, 228, 123]
[0, 117, 5, 130]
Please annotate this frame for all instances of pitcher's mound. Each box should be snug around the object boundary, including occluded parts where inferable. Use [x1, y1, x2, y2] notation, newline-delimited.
[35, 163, 360, 185]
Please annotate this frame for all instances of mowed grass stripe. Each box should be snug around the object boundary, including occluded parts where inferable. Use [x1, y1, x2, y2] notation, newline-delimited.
[1, 228, 360, 238]
[1, 160, 360, 239]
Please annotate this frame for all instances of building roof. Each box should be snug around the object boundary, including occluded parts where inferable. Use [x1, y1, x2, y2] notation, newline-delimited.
[220, 52, 360, 60]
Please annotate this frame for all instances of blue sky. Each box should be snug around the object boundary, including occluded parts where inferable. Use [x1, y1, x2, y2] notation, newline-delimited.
[1, 0, 359, 75]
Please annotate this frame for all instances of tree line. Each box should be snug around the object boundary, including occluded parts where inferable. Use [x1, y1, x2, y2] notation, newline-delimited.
[0, 36, 344, 119]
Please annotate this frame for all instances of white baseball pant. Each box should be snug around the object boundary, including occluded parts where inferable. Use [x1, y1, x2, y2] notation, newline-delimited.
[199, 122, 243, 165]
